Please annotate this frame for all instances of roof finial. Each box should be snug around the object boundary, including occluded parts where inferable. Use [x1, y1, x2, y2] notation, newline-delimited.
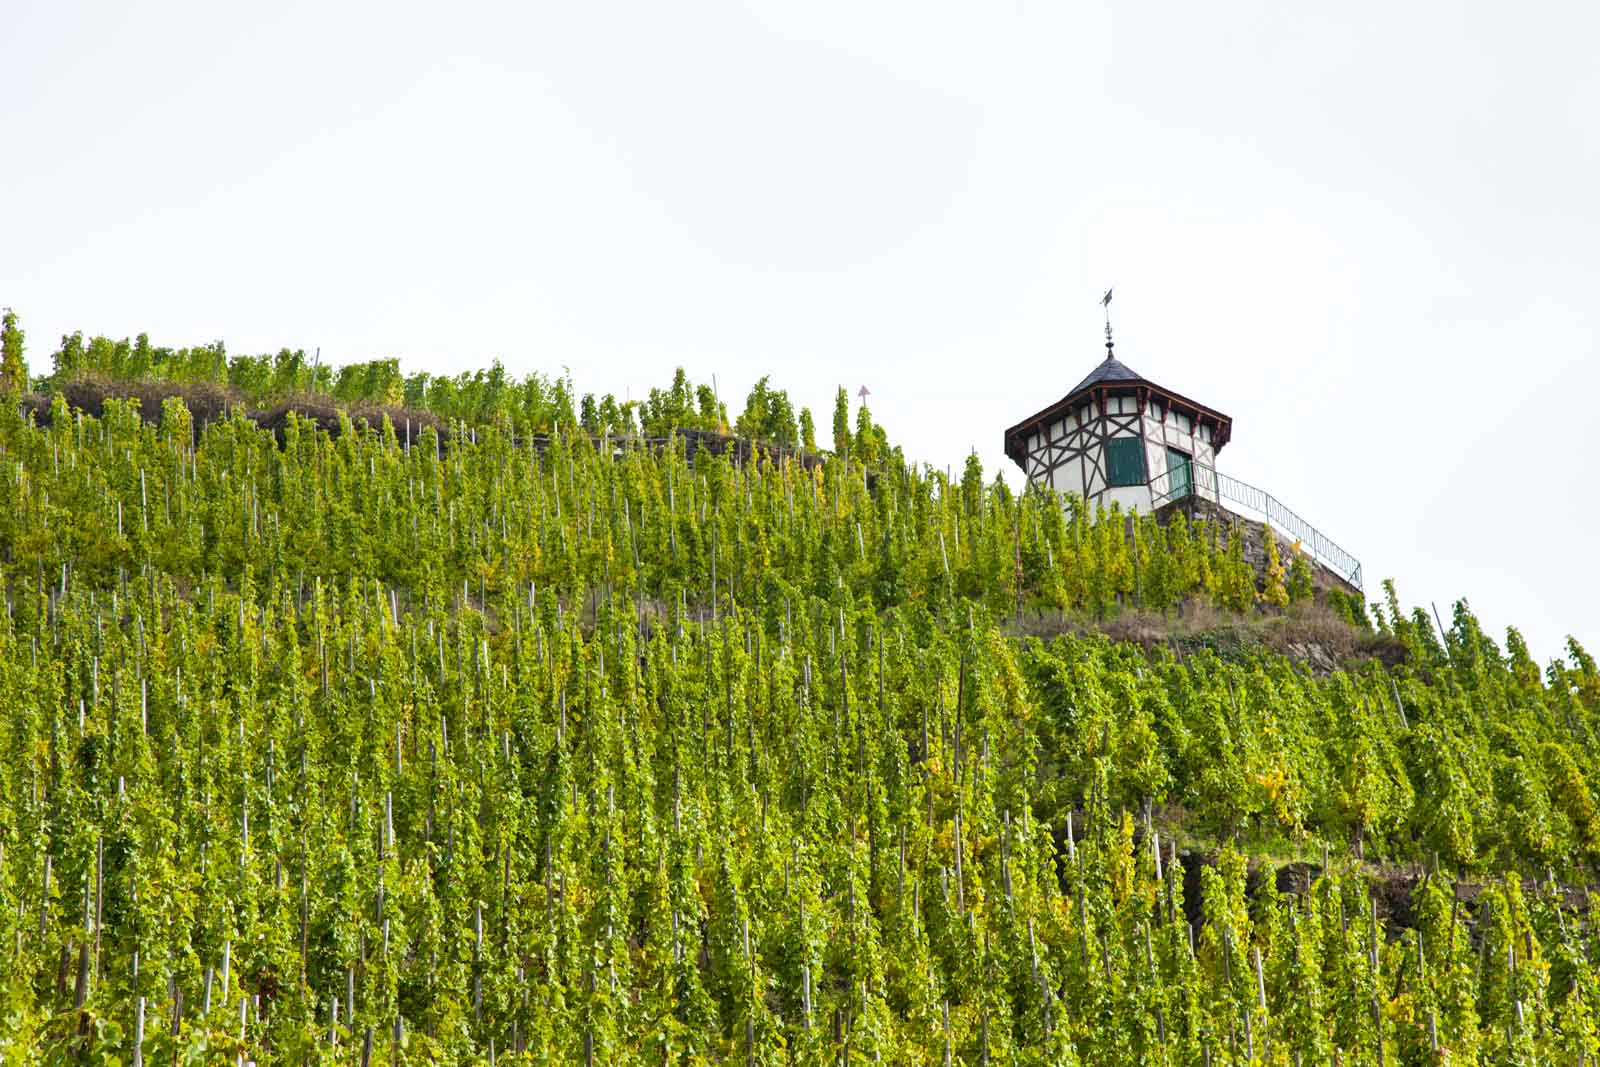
[1100, 287, 1114, 359]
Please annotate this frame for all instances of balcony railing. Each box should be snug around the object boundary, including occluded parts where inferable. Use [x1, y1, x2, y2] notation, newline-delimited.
[1148, 462, 1363, 591]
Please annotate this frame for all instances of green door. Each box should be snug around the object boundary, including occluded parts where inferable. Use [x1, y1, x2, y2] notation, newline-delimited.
[1166, 448, 1192, 500]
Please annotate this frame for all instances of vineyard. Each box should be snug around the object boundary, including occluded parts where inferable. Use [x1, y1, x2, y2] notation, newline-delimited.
[0, 350, 1598, 1063]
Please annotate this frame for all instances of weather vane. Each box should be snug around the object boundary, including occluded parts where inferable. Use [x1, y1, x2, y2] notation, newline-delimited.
[1100, 287, 1114, 357]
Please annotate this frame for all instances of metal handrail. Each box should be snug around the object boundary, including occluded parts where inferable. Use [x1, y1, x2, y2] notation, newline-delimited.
[1147, 462, 1362, 591]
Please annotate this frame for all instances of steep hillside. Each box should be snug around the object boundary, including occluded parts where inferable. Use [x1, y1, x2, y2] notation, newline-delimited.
[0, 382, 1596, 1063]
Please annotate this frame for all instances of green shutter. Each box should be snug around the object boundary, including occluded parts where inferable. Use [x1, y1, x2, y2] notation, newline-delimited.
[1166, 447, 1192, 498]
[1106, 437, 1145, 487]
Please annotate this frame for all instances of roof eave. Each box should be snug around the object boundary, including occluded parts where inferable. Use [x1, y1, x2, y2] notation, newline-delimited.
[1004, 377, 1235, 466]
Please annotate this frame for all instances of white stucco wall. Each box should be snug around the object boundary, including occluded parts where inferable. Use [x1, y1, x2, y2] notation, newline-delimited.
[1102, 484, 1154, 514]
[1048, 449, 1094, 503]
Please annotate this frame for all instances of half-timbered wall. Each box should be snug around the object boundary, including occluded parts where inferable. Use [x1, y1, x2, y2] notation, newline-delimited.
[1017, 388, 1223, 514]
[1141, 398, 1218, 506]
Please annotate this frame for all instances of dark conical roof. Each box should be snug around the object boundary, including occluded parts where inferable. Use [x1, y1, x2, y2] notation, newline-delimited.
[1002, 344, 1234, 470]
[1064, 353, 1142, 398]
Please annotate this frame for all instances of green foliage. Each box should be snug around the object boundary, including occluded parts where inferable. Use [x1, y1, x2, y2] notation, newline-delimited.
[1259, 527, 1289, 609]
[734, 376, 800, 449]
[831, 387, 850, 454]
[641, 368, 723, 437]
[853, 402, 887, 465]
[39, 325, 584, 435]
[0, 372, 1596, 1064]
[0, 308, 25, 394]
[1286, 550, 1314, 605]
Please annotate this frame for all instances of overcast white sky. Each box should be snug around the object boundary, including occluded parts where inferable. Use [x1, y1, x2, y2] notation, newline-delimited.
[4, 0, 1598, 661]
